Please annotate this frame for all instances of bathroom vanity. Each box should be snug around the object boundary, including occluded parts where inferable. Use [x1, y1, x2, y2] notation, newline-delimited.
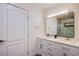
[36, 37, 79, 56]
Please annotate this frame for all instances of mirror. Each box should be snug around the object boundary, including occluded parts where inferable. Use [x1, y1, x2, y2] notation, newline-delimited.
[57, 12, 74, 38]
[46, 17, 57, 36]
[46, 11, 74, 38]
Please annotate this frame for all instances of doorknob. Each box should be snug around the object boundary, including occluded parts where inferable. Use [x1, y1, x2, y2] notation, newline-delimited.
[0, 40, 4, 43]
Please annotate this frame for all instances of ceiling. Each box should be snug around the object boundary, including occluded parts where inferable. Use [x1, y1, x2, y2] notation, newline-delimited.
[31, 3, 57, 10]
[13, 3, 58, 10]
[29, 3, 79, 10]
[15, 3, 79, 10]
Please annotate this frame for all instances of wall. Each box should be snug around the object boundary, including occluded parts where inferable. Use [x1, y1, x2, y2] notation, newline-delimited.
[45, 3, 79, 40]
[12, 3, 44, 55]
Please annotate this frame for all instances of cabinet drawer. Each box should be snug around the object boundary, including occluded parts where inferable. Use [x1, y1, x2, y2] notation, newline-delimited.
[43, 45, 55, 56]
[45, 41, 61, 50]
[39, 39, 58, 49]
[46, 47, 64, 56]
[42, 44, 63, 56]
[59, 44, 79, 55]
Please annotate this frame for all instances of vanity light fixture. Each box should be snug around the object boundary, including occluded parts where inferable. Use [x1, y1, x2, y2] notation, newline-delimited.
[47, 10, 69, 18]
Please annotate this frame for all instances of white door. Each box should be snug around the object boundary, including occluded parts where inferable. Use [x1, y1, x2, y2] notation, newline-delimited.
[0, 4, 28, 56]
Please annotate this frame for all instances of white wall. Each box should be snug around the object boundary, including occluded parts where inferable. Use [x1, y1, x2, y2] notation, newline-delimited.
[12, 3, 44, 55]
[45, 3, 79, 40]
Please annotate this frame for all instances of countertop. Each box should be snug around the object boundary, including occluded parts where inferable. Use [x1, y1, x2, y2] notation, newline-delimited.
[37, 36, 79, 48]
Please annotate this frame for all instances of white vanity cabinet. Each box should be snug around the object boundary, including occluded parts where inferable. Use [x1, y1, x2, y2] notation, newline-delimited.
[37, 38, 79, 56]
[37, 38, 64, 56]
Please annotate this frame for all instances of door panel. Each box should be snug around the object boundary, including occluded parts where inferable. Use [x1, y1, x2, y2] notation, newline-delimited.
[6, 4, 28, 56]
[7, 6, 25, 41]
[7, 44, 25, 56]
[6, 40, 24, 46]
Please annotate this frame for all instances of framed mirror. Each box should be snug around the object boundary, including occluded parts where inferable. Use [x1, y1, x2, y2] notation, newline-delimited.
[46, 11, 74, 38]
[57, 12, 74, 38]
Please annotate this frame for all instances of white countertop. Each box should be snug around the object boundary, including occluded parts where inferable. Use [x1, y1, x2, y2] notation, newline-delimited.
[37, 36, 79, 48]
